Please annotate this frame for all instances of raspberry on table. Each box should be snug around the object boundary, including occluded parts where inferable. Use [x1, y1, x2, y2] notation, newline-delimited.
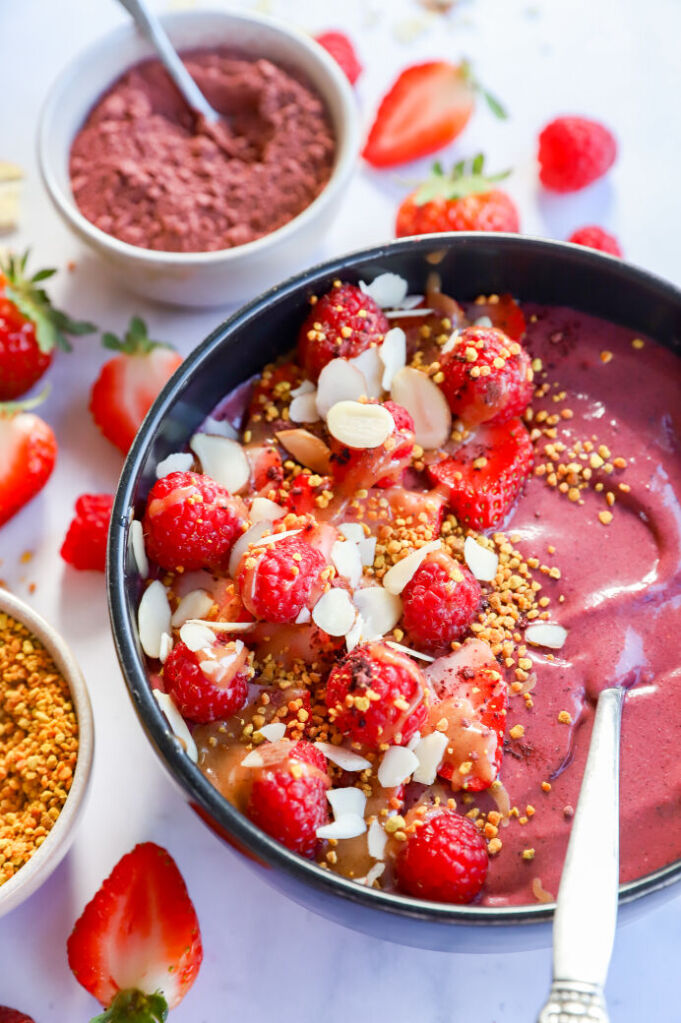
[538, 116, 617, 192]
[568, 225, 622, 257]
[60, 493, 114, 572]
[297, 283, 390, 382]
[162, 639, 249, 724]
[236, 532, 327, 624]
[143, 470, 246, 572]
[246, 740, 330, 857]
[393, 806, 488, 903]
[325, 641, 428, 749]
[401, 550, 481, 653]
[439, 326, 533, 426]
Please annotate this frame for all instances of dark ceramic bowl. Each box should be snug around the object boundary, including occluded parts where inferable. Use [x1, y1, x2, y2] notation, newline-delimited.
[108, 234, 681, 952]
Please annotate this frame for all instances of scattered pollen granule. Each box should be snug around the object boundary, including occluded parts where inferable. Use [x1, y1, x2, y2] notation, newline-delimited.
[0, 612, 79, 885]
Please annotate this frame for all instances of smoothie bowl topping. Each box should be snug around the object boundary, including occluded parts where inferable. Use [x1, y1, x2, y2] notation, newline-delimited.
[130, 269, 680, 909]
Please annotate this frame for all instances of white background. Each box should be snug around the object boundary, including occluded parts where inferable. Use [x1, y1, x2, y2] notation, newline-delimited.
[0, 0, 679, 1019]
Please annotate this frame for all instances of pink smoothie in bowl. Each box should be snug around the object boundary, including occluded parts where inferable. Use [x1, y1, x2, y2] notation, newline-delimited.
[131, 273, 681, 911]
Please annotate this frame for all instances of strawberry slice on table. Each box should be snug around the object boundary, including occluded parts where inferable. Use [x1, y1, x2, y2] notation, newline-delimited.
[0, 250, 96, 400]
[427, 418, 533, 530]
[67, 842, 202, 1021]
[90, 316, 182, 454]
[0, 392, 57, 527]
[363, 61, 506, 168]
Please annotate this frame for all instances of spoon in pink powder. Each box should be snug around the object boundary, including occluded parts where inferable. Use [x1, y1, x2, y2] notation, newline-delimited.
[115, 0, 222, 125]
[536, 683, 627, 1022]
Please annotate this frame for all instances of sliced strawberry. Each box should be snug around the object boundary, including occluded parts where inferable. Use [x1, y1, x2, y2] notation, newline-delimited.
[90, 317, 182, 454]
[467, 293, 527, 341]
[67, 842, 202, 1017]
[0, 395, 57, 527]
[247, 443, 284, 493]
[286, 472, 333, 514]
[427, 418, 533, 529]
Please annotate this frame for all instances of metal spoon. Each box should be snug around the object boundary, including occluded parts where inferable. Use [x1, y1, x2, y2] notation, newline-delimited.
[536, 685, 625, 1022]
[115, 0, 221, 124]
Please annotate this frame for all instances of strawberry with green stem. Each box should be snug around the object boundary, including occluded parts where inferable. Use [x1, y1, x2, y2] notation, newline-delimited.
[90, 316, 182, 454]
[0, 250, 96, 400]
[0, 389, 57, 527]
[396, 154, 519, 236]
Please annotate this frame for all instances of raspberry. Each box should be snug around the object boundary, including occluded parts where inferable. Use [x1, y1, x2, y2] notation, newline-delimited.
[330, 400, 415, 491]
[237, 532, 326, 624]
[60, 493, 114, 572]
[314, 31, 362, 84]
[325, 641, 428, 749]
[143, 471, 246, 572]
[538, 116, 617, 192]
[163, 639, 249, 724]
[393, 806, 488, 903]
[298, 283, 390, 382]
[401, 551, 481, 652]
[439, 326, 533, 426]
[247, 740, 329, 857]
[568, 225, 622, 257]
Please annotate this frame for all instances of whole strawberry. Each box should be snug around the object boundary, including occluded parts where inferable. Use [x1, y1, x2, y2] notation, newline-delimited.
[0, 393, 57, 527]
[396, 156, 519, 237]
[568, 225, 622, 257]
[393, 806, 488, 903]
[0, 250, 95, 400]
[61, 493, 114, 571]
[67, 842, 202, 1020]
[315, 31, 362, 84]
[538, 116, 617, 192]
[90, 316, 182, 454]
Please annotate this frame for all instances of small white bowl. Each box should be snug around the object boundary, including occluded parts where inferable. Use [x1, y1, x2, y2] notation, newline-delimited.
[38, 9, 360, 308]
[0, 590, 94, 917]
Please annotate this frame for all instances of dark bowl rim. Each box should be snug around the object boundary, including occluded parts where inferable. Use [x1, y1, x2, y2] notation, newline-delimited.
[108, 232, 681, 928]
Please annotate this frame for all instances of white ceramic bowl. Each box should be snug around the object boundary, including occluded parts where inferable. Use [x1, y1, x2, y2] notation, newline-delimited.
[38, 9, 360, 308]
[0, 590, 94, 917]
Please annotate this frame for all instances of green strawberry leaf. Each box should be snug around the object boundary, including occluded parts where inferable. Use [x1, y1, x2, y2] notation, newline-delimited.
[101, 316, 174, 356]
[482, 88, 508, 120]
[91, 988, 169, 1023]
[414, 154, 512, 205]
[0, 384, 50, 417]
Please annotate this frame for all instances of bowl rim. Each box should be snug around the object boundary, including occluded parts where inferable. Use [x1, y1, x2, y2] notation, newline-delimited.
[37, 7, 360, 267]
[108, 232, 681, 927]
[0, 588, 94, 913]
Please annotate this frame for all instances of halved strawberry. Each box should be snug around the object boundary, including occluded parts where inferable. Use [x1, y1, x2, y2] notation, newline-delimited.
[467, 293, 527, 340]
[67, 842, 202, 1020]
[90, 317, 182, 454]
[0, 393, 57, 527]
[427, 418, 533, 529]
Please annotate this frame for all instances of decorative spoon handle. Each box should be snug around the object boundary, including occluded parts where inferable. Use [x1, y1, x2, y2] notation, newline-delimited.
[115, 0, 220, 123]
[536, 685, 624, 1023]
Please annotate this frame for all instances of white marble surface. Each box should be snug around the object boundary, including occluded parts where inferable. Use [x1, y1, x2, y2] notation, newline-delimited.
[0, 0, 679, 1018]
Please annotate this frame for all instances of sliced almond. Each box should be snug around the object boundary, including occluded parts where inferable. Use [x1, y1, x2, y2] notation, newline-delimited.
[328, 786, 367, 820]
[241, 750, 265, 768]
[179, 622, 216, 652]
[331, 540, 363, 588]
[316, 815, 367, 840]
[153, 691, 198, 763]
[364, 862, 386, 886]
[316, 359, 368, 418]
[380, 328, 407, 390]
[155, 451, 194, 479]
[138, 581, 171, 659]
[474, 315, 493, 328]
[382, 539, 441, 595]
[129, 519, 148, 578]
[253, 528, 302, 548]
[295, 607, 311, 624]
[390, 367, 451, 449]
[290, 379, 316, 398]
[377, 746, 419, 788]
[276, 428, 331, 474]
[314, 742, 371, 771]
[327, 400, 394, 450]
[289, 391, 321, 424]
[358, 536, 377, 567]
[359, 272, 408, 308]
[228, 521, 270, 577]
[158, 632, 173, 664]
[171, 589, 214, 627]
[201, 415, 239, 439]
[185, 619, 254, 633]
[525, 623, 568, 649]
[249, 497, 286, 523]
[312, 588, 357, 637]
[338, 522, 365, 544]
[412, 732, 448, 784]
[349, 345, 384, 399]
[386, 640, 435, 663]
[367, 818, 388, 860]
[190, 433, 249, 493]
[345, 614, 364, 652]
[464, 536, 499, 582]
[352, 586, 402, 640]
[257, 722, 287, 742]
[384, 308, 434, 319]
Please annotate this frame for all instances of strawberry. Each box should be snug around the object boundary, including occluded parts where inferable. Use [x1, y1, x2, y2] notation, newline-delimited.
[0, 250, 95, 400]
[0, 393, 57, 527]
[314, 31, 362, 84]
[427, 418, 533, 529]
[67, 842, 202, 1020]
[0, 1009, 35, 1023]
[466, 293, 526, 341]
[395, 156, 519, 236]
[363, 62, 506, 168]
[90, 317, 182, 454]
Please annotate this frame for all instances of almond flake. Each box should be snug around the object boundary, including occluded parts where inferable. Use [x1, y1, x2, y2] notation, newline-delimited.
[407, 730, 422, 751]
[464, 536, 499, 582]
[384, 308, 434, 319]
[327, 400, 394, 449]
[349, 345, 384, 398]
[290, 379, 316, 398]
[295, 607, 311, 624]
[380, 327, 407, 390]
[359, 272, 408, 308]
[275, 428, 331, 474]
[158, 632, 173, 664]
[257, 722, 287, 742]
[316, 359, 368, 418]
[171, 589, 214, 627]
[185, 619, 255, 633]
[328, 787, 367, 820]
[398, 294, 426, 310]
[241, 750, 265, 768]
[155, 452, 194, 479]
[338, 522, 365, 544]
[385, 640, 435, 663]
[440, 332, 460, 355]
[153, 690, 198, 763]
[358, 536, 377, 567]
[345, 614, 364, 651]
[201, 416, 239, 439]
[138, 581, 171, 659]
[316, 815, 367, 840]
[253, 528, 302, 548]
[474, 316, 493, 328]
[289, 391, 321, 424]
[129, 519, 148, 578]
[382, 539, 441, 595]
[352, 586, 402, 640]
[412, 732, 448, 784]
[179, 622, 216, 652]
[424, 640, 496, 689]
[228, 521, 270, 577]
[367, 818, 388, 860]
[331, 540, 363, 588]
[190, 433, 249, 493]
[390, 367, 451, 449]
[249, 497, 286, 523]
[314, 742, 371, 771]
[525, 623, 568, 649]
[364, 862, 386, 886]
[312, 588, 357, 637]
[378, 745, 419, 788]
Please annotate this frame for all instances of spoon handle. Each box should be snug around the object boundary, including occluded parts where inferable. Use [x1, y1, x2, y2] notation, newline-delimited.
[115, 0, 220, 123]
[536, 685, 624, 1023]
